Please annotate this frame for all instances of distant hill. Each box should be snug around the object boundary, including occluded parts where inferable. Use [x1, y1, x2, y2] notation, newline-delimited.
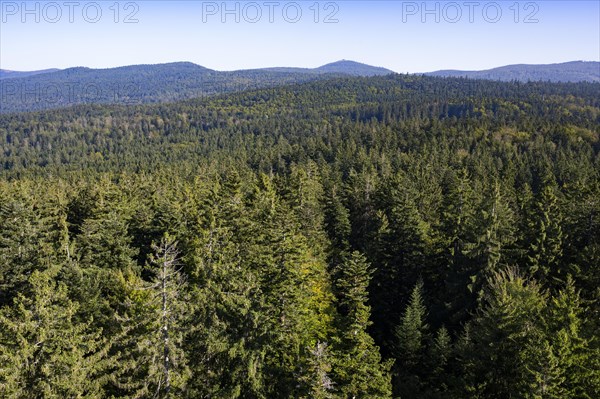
[0, 68, 61, 79]
[0, 60, 393, 113]
[315, 60, 393, 76]
[263, 60, 394, 76]
[426, 61, 600, 82]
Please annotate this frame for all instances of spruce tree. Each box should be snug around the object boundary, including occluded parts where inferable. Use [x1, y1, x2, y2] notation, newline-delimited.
[467, 181, 516, 292]
[463, 267, 550, 398]
[74, 207, 140, 337]
[439, 168, 478, 326]
[333, 251, 392, 398]
[371, 175, 433, 353]
[393, 280, 429, 398]
[526, 183, 565, 287]
[0, 198, 50, 305]
[249, 174, 335, 397]
[0, 264, 115, 398]
[427, 326, 453, 398]
[185, 175, 269, 399]
[546, 277, 600, 398]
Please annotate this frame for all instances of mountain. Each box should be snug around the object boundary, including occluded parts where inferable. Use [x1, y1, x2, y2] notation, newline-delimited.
[0, 60, 393, 113]
[315, 60, 393, 76]
[263, 60, 394, 76]
[426, 61, 600, 83]
[0, 68, 61, 79]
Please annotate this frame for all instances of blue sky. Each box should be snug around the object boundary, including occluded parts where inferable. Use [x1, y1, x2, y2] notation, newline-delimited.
[1, 1, 599, 72]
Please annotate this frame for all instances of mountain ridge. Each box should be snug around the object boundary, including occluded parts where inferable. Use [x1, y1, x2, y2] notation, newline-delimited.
[1, 60, 393, 78]
[2, 60, 598, 113]
[0, 68, 61, 80]
[4, 60, 598, 82]
[425, 61, 600, 82]
[0, 60, 392, 113]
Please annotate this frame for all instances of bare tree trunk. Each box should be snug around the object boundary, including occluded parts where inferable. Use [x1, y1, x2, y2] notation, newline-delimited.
[162, 249, 170, 396]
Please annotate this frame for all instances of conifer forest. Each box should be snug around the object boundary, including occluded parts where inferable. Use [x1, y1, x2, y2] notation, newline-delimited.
[1, 74, 599, 398]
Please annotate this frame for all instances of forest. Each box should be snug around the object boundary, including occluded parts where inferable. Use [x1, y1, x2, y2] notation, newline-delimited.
[0, 60, 392, 113]
[0, 74, 599, 398]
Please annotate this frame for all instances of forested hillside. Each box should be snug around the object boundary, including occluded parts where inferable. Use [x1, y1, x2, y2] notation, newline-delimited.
[0, 61, 392, 114]
[427, 60, 600, 83]
[1, 74, 599, 398]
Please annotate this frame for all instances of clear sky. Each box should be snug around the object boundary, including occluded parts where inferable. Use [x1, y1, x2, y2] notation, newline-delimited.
[1, 1, 599, 72]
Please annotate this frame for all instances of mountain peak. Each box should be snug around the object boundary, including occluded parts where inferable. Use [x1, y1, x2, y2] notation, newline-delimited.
[316, 60, 394, 76]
